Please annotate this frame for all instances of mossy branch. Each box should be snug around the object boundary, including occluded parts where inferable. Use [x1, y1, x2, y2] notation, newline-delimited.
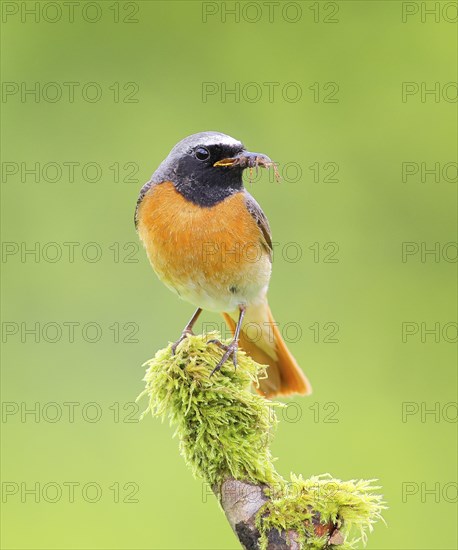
[138, 333, 386, 549]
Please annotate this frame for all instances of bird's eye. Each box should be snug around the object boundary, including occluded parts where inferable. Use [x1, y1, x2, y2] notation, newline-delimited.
[195, 147, 210, 161]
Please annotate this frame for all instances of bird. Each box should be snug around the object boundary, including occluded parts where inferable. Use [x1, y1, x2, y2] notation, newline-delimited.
[135, 131, 311, 398]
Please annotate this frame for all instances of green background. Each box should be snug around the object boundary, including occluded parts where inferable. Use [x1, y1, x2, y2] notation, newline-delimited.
[1, 1, 457, 548]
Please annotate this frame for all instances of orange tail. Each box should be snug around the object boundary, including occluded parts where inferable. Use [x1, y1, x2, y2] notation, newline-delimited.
[223, 302, 311, 398]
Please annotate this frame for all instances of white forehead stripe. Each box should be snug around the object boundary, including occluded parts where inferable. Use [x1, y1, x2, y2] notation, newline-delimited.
[168, 132, 244, 159]
[200, 134, 242, 148]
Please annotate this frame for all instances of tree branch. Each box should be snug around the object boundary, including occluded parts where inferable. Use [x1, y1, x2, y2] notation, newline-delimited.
[138, 333, 385, 549]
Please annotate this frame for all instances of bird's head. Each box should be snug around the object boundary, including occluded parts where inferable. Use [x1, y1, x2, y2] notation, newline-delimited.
[152, 131, 276, 206]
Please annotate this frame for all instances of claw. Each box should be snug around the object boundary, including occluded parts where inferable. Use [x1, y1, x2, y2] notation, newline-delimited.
[171, 308, 202, 356]
[207, 338, 228, 351]
[208, 305, 245, 377]
[171, 330, 192, 355]
[209, 341, 239, 376]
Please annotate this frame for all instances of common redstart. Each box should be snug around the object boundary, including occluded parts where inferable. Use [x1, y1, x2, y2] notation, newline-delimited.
[135, 131, 311, 398]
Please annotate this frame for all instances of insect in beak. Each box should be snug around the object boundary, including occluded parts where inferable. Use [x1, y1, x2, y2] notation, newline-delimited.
[214, 151, 280, 183]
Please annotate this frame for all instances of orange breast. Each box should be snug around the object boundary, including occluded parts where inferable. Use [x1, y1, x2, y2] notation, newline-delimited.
[136, 181, 271, 310]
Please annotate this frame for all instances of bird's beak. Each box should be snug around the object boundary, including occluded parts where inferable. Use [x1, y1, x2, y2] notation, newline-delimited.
[213, 151, 280, 181]
[213, 151, 274, 170]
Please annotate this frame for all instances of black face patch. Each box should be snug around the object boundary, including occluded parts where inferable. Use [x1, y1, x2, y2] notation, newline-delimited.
[173, 143, 245, 207]
[143, 132, 248, 209]
[136, 133, 248, 224]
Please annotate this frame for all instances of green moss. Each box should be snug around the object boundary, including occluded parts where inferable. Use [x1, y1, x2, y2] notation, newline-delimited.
[138, 332, 282, 486]
[257, 474, 386, 549]
[139, 333, 386, 547]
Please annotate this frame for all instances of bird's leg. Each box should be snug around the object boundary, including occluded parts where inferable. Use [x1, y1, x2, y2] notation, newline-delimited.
[171, 308, 202, 355]
[209, 305, 246, 376]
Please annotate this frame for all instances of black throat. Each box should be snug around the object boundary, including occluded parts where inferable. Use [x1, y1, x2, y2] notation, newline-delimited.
[168, 160, 244, 207]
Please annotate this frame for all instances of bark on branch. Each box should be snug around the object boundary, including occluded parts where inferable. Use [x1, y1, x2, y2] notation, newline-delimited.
[217, 478, 345, 549]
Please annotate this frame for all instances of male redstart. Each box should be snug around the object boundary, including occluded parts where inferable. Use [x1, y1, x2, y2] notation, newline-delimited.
[135, 131, 311, 398]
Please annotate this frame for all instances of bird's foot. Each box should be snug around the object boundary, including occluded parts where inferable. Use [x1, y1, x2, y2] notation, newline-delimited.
[171, 329, 193, 355]
[208, 339, 239, 376]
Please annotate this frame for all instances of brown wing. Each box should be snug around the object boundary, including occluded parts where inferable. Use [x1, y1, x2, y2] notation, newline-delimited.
[244, 190, 272, 261]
